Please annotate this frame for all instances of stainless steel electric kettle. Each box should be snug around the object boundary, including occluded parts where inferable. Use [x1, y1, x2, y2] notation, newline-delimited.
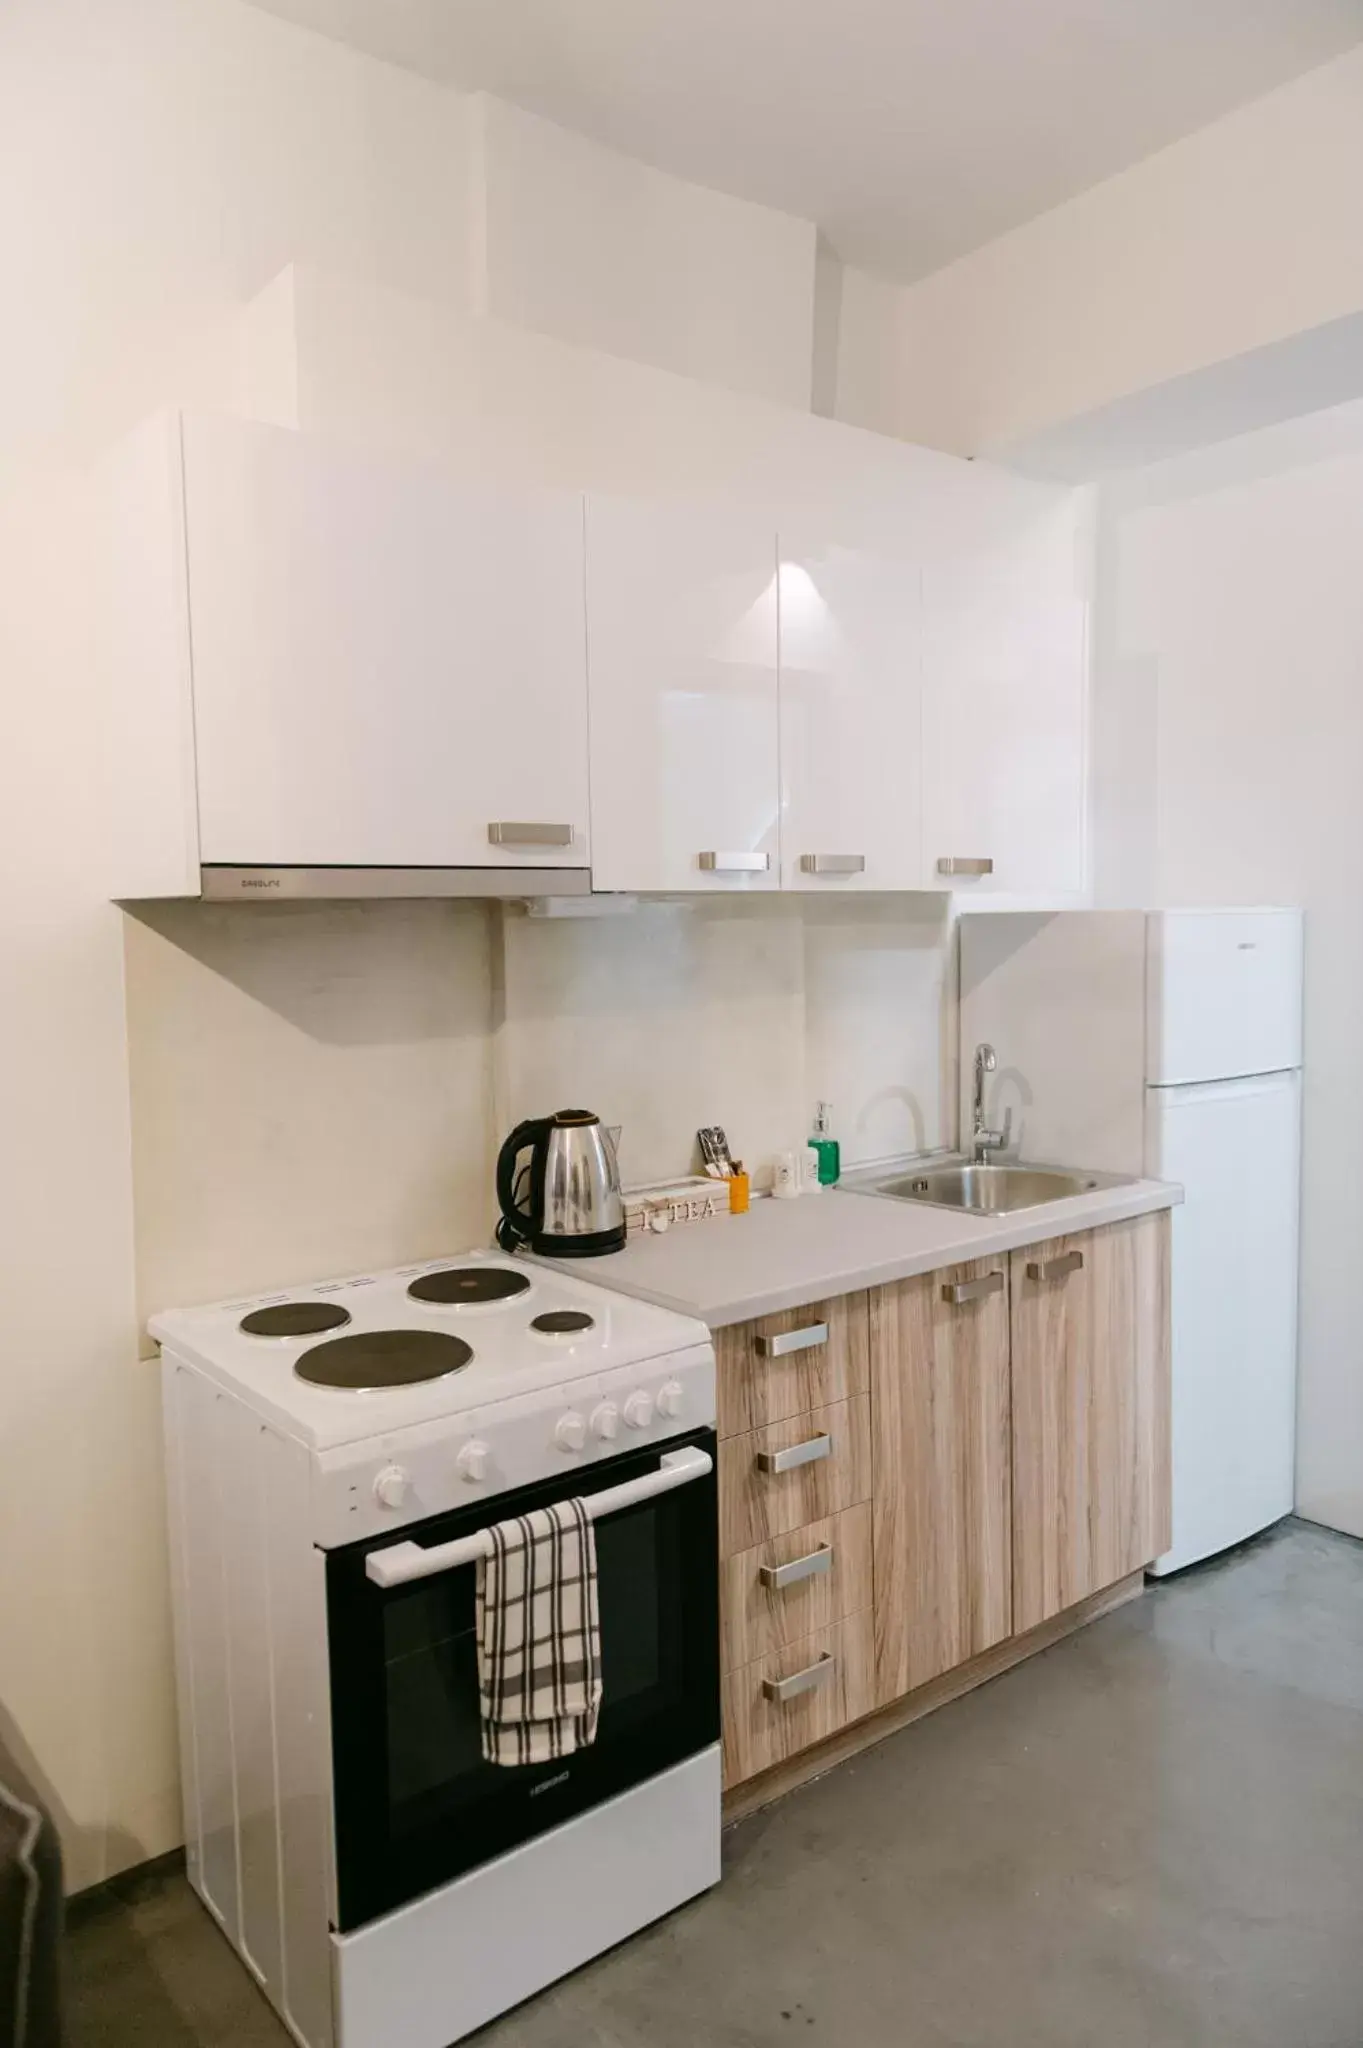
[495, 1110, 626, 1257]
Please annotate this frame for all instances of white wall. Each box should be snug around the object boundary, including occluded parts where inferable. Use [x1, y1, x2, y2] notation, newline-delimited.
[473, 95, 818, 409]
[840, 43, 1363, 461]
[1095, 399, 1363, 1538]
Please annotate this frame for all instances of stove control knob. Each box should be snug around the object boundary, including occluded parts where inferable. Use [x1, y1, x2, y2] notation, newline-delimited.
[623, 1389, 654, 1430]
[591, 1401, 620, 1442]
[555, 1411, 587, 1453]
[456, 1440, 490, 1484]
[374, 1464, 410, 1510]
[656, 1380, 684, 1420]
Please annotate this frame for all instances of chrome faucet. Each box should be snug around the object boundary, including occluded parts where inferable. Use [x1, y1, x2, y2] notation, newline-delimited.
[971, 1043, 1012, 1164]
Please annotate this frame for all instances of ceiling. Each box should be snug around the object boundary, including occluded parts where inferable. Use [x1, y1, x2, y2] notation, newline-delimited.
[249, 0, 1363, 283]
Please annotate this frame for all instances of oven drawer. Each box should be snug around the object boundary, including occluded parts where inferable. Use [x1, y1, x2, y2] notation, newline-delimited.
[721, 1608, 875, 1786]
[719, 1395, 871, 1558]
[716, 1292, 869, 1439]
[720, 1504, 872, 1673]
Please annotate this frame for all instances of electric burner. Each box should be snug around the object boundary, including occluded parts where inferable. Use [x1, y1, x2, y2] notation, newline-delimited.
[295, 1328, 474, 1391]
[241, 1301, 352, 1339]
[530, 1310, 595, 1335]
[408, 1266, 531, 1307]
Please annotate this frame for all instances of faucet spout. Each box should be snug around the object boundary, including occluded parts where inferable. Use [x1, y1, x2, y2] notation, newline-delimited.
[970, 1044, 1011, 1164]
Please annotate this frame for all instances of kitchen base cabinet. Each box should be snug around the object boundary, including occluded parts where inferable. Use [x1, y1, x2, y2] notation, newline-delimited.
[716, 1207, 1172, 1805]
[1011, 1213, 1172, 1634]
[870, 1260, 1012, 1706]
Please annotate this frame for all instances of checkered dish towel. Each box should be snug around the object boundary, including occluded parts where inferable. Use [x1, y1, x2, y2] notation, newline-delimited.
[476, 1496, 603, 1767]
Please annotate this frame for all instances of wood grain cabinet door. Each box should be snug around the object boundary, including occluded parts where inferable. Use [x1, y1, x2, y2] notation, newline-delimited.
[1011, 1214, 1172, 1634]
[870, 1260, 1012, 1706]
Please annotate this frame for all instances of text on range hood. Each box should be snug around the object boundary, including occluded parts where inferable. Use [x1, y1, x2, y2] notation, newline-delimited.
[199, 867, 592, 902]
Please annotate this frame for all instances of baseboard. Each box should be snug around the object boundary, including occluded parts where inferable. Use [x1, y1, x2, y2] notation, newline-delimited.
[722, 1569, 1146, 1824]
[66, 1845, 188, 1922]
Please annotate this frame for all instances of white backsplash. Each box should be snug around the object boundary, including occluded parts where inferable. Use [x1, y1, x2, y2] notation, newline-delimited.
[124, 892, 956, 1328]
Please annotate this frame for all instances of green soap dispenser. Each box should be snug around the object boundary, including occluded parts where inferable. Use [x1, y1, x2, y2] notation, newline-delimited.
[809, 1101, 841, 1187]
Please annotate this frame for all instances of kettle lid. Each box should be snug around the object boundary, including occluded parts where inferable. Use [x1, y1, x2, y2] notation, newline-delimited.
[551, 1108, 599, 1126]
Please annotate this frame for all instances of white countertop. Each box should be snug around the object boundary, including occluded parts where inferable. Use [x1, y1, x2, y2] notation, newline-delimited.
[551, 1176, 1181, 1327]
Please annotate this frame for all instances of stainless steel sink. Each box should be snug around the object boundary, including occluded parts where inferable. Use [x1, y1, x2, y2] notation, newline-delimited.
[862, 1162, 1109, 1215]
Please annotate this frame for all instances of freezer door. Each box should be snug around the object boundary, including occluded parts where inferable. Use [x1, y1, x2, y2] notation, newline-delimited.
[1147, 1071, 1300, 1575]
[1146, 909, 1303, 1086]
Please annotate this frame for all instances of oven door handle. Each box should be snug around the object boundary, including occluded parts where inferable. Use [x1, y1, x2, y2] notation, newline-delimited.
[363, 1444, 715, 1589]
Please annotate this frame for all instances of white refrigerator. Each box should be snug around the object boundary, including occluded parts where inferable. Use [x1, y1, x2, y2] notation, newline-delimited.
[960, 907, 1303, 1576]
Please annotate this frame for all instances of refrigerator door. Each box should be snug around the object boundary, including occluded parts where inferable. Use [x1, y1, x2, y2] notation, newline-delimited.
[1147, 1070, 1300, 1575]
[1146, 909, 1303, 1087]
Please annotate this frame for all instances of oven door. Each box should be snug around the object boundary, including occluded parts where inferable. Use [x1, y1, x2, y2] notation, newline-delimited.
[326, 1425, 719, 1931]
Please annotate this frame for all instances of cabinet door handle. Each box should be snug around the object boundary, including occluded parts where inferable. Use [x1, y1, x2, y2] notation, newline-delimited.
[698, 851, 771, 873]
[487, 822, 574, 847]
[756, 1432, 832, 1475]
[762, 1652, 836, 1704]
[1026, 1249, 1085, 1282]
[755, 1322, 828, 1358]
[759, 1543, 833, 1592]
[941, 1272, 1004, 1306]
[936, 856, 994, 877]
[798, 854, 866, 875]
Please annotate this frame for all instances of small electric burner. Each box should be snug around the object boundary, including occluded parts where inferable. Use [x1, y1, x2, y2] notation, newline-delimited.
[408, 1267, 531, 1307]
[241, 1301, 352, 1340]
[295, 1328, 474, 1390]
[530, 1310, 595, 1335]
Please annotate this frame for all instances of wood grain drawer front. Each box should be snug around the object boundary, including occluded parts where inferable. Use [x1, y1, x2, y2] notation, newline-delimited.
[1011, 1212, 1172, 1634]
[722, 1608, 875, 1786]
[720, 1395, 872, 1558]
[720, 1503, 873, 1672]
[716, 1292, 869, 1439]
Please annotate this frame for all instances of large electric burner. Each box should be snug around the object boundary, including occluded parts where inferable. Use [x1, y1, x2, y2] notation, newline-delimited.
[295, 1327, 473, 1390]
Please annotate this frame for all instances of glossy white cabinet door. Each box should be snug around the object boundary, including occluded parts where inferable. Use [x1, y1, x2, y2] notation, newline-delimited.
[778, 536, 924, 892]
[182, 415, 590, 868]
[922, 503, 1087, 897]
[585, 497, 780, 892]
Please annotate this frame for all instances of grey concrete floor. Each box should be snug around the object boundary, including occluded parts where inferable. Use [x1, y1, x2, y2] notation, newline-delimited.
[67, 1519, 1363, 2047]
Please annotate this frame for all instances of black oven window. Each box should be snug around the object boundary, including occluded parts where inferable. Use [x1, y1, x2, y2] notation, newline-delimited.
[382, 1499, 669, 1832]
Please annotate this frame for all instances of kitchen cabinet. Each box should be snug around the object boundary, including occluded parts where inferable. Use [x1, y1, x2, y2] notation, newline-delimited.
[921, 501, 1088, 898]
[584, 496, 781, 893]
[1011, 1214, 1171, 1633]
[870, 1258, 1012, 1705]
[182, 415, 590, 872]
[103, 412, 591, 896]
[777, 534, 924, 891]
[717, 1209, 1171, 1798]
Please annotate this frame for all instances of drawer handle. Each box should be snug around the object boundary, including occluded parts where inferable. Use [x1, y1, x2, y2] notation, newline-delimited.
[759, 1543, 833, 1592]
[487, 822, 574, 847]
[936, 856, 994, 877]
[698, 851, 771, 873]
[798, 854, 865, 876]
[756, 1432, 832, 1475]
[942, 1272, 1004, 1306]
[763, 1652, 836, 1704]
[1026, 1249, 1085, 1282]
[755, 1322, 828, 1359]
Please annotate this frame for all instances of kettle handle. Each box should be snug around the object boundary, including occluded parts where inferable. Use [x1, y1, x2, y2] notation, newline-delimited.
[495, 1117, 550, 1248]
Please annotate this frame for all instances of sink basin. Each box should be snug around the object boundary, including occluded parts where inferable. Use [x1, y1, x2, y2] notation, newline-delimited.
[869, 1164, 1105, 1215]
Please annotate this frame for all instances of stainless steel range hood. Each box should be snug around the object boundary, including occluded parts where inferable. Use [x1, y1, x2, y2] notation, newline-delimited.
[199, 867, 592, 902]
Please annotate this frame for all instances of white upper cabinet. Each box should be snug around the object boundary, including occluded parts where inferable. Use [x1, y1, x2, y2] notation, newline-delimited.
[182, 415, 590, 872]
[921, 500, 1088, 899]
[584, 497, 781, 893]
[778, 534, 924, 892]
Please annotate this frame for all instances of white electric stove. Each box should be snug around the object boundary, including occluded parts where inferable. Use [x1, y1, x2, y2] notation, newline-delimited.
[153, 1250, 720, 2048]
